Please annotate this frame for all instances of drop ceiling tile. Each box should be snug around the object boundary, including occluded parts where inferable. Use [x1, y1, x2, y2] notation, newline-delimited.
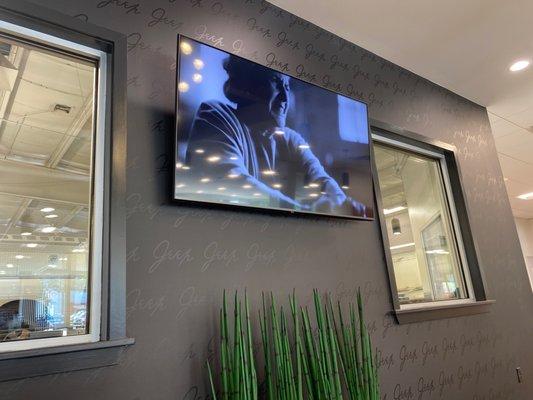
[498, 153, 533, 179]
[504, 178, 533, 198]
[489, 117, 523, 138]
[495, 129, 533, 160]
[505, 107, 533, 130]
[24, 51, 95, 98]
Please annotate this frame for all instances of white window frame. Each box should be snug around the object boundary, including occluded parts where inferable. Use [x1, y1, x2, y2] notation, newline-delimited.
[0, 20, 106, 352]
[373, 133, 476, 311]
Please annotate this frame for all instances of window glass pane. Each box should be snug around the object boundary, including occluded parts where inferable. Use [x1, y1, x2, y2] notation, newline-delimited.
[374, 141, 468, 305]
[0, 37, 96, 342]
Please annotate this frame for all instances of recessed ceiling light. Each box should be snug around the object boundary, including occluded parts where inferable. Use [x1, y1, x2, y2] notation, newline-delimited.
[509, 60, 530, 72]
[40, 207, 55, 213]
[15, 255, 24, 259]
[45, 214, 58, 219]
[41, 227, 56, 233]
[6, 264, 14, 268]
[26, 243, 38, 248]
[20, 232, 32, 236]
[517, 192, 533, 200]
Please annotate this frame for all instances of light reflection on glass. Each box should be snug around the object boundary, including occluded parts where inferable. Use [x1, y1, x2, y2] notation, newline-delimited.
[178, 81, 190, 93]
[180, 41, 193, 55]
[192, 73, 203, 83]
[193, 58, 204, 70]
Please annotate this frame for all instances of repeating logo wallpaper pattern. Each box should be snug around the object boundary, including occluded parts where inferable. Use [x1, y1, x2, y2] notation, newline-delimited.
[2, 0, 532, 399]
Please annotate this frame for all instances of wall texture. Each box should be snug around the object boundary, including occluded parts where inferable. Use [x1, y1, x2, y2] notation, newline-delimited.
[515, 217, 533, 289]
[2, 0, 533, 399]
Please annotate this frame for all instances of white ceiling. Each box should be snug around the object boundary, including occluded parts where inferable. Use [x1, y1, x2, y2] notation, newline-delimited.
[270, 0, 533, 218]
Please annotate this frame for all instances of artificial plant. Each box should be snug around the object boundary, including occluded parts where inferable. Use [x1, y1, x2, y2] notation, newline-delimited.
[207, 289, 380, 400]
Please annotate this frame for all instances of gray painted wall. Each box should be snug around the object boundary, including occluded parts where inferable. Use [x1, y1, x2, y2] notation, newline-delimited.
[2, 0, 533, 399]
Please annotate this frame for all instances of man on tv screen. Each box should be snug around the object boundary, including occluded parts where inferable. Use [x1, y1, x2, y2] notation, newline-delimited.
[184, 54, 368, 217]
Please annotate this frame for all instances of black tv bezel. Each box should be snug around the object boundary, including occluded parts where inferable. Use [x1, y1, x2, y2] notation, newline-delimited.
[172, 34, 375, 221]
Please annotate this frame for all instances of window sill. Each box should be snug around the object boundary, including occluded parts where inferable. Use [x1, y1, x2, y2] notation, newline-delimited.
[394, 300, 495, 324]
[0, 337, 134, 382]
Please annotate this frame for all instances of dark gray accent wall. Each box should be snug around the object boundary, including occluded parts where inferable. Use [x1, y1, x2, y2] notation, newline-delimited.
[2, 0, 532, 399]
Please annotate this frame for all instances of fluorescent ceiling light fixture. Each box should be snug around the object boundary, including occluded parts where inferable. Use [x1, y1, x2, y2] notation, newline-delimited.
[6, 264, 14, 268]
[426, 249, 449, 255]
[20, 232, 32, 236]
[389, 242, 415, 250]
[383, 206, 406, 215]
[509, 60, 530, 72]
[40, 207, 55, 213]
[26, 243, 38, 248]
[15, 255, 24, 259]
[41, 227, 56, 233]
[517, 192, 533, 200]
[45, 214, 58, 219]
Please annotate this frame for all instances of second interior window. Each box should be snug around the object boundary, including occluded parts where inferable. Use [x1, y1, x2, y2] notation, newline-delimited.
[373, 137, 471, 306]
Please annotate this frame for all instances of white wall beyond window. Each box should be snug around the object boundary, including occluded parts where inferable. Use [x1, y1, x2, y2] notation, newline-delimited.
[514, 217, 533, 290]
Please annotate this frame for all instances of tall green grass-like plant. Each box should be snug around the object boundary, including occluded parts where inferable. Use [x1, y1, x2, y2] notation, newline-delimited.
[207, 289, 380, 400]
[208, 291, 258, 400]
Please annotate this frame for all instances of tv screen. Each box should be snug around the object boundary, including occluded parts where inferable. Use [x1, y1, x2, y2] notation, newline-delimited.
[174, 36, 374, 220]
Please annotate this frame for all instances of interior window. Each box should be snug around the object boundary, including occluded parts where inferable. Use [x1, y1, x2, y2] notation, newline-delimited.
[373, 140, 471, 306]
[0, 35, 96, 342]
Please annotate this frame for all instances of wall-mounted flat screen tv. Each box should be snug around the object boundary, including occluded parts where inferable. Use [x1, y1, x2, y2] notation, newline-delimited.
[174, 36, 374, 220]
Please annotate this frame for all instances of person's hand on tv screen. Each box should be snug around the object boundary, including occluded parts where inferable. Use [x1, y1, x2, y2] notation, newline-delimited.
[312, 195, 367, 217]
[347, 197, 367, 218]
